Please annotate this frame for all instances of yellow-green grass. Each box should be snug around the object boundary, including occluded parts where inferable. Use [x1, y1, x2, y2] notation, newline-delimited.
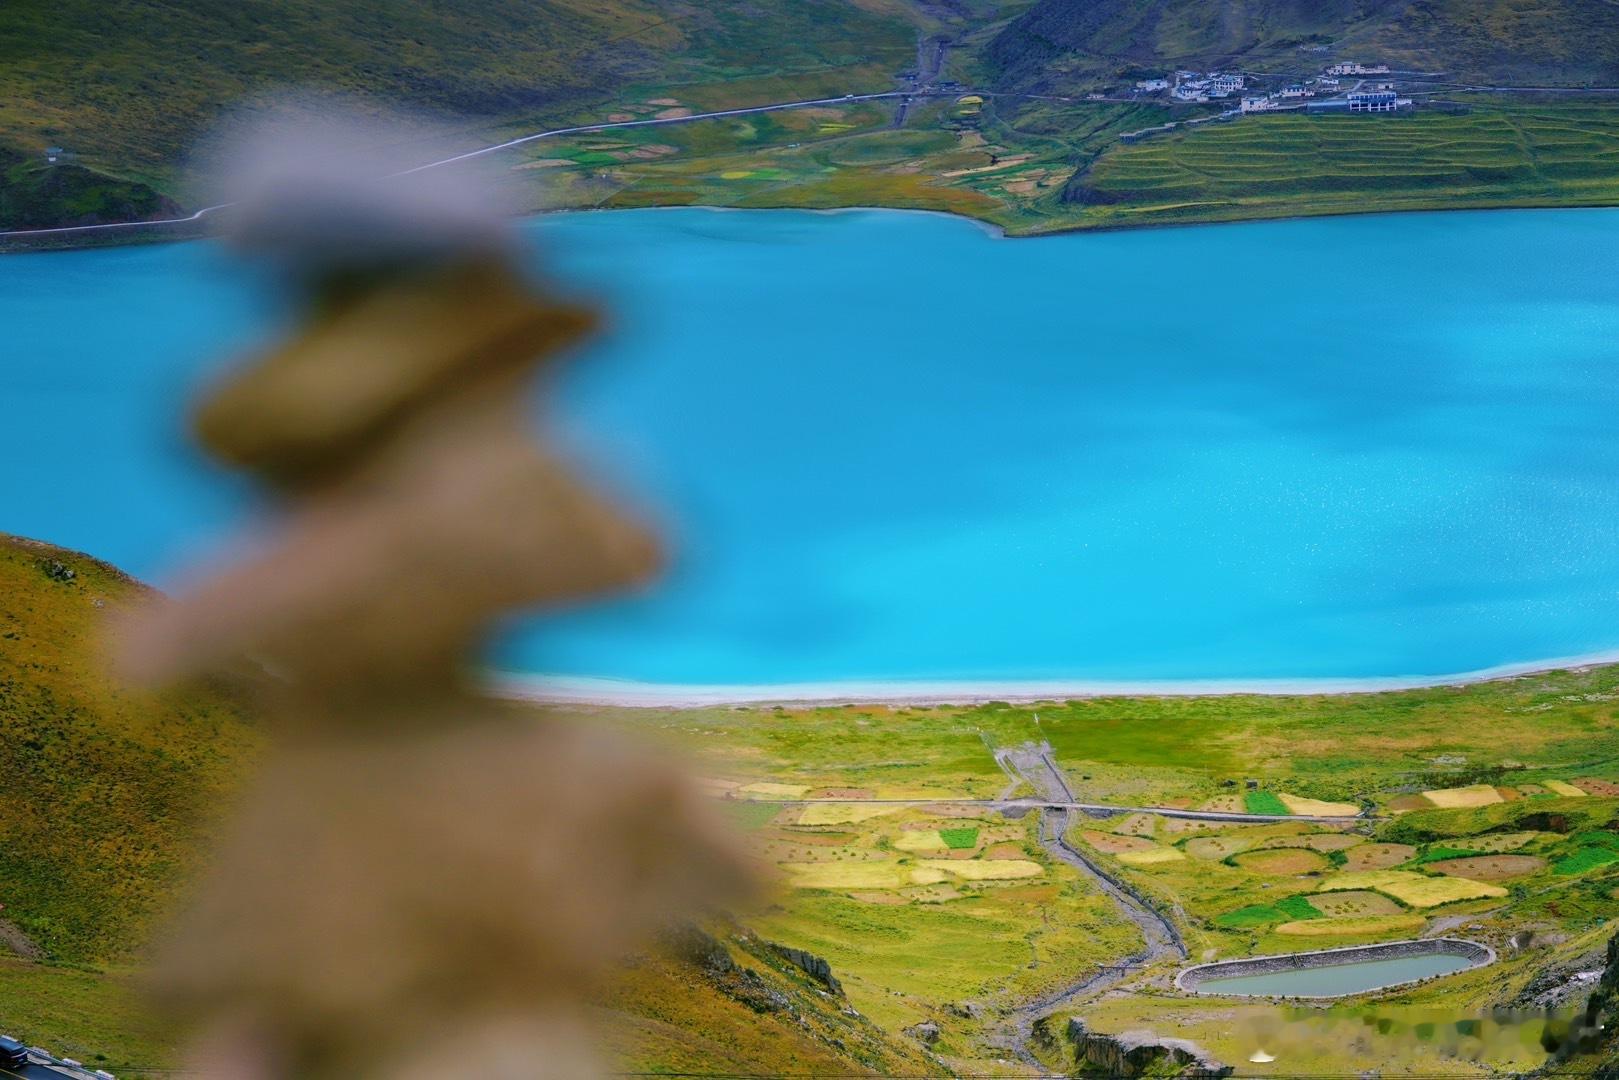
[917, 858, 1043, 881]
[600, 933, 937, 1079]
[739, 781, 809, 798]
[1275, 914, 1426, 937]
[0, 537, 262, 964]
[1115, 847, 1185, 867]
[1316, 870, 1507, 908]
[797, 803, 899, 826]
[782, 861, 926, 890]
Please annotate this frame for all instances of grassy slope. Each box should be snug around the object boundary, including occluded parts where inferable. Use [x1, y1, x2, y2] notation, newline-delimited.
[985, 0, 1619, 90]
[0, 537, 262, 965]
[0, 535, 262, 1072]
[0, 535, 931, 1076]
[0, 0, 918, 189]
[601, 930, 944, 1077]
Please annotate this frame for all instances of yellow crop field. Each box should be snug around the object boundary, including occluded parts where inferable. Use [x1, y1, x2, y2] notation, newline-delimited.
[741, 782, 809, 797]
[1317, 871, 1507, 907]
[1421, 784, 1503, 808]
[1116, 847, 1186, 866]
[917, 859, 1044, 880]
[893, 830, 949, 852]
[1277, 793, 1360, 817]
[797, 803, 898, 826]
[1276, 915, 1425, 937]
[1544, 780, 1588, 798]
[782, 862, 915, 889]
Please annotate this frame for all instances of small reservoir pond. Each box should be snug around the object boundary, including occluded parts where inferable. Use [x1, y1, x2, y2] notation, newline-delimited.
[1188, 953, 1477, 998]
[8, 207, 1619, 691]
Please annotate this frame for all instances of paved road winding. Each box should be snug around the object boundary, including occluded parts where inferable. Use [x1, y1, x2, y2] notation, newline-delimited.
[994, 742, 1189, 1075]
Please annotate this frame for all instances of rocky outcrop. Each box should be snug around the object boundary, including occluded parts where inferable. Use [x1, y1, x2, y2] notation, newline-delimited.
[765, 941, 844, 995]
[904, 1020, 942, 1046]
[1534, 930, 1619, 1077]
[1067, 1019, 1232, 1078]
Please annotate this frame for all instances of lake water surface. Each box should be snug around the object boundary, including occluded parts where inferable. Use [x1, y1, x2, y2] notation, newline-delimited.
[1189, 953, 1476, 998]
[8, 207, 1619, 693]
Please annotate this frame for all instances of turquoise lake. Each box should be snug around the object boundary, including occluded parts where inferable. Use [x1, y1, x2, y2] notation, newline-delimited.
[7, 206, 1619, 693]
[1190, 953, 1478, 998]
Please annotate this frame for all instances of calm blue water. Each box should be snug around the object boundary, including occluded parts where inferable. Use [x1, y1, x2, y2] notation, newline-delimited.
[7, 206, 1619, 690]
[1192, 953, 1476, 997]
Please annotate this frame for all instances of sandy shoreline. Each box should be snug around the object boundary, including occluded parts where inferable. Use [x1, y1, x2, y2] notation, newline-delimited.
[488, 647, 1619, 708]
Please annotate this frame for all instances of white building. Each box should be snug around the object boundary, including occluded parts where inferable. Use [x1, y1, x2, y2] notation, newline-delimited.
[1327, 62, 1390, 76]
[1240, 95, 1275, 113]
[1210, 73, 1244, 92]
[1135, 78, 1169, 92]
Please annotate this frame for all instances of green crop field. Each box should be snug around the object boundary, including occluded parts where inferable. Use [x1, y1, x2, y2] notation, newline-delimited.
[1244, 790, 1290, 816]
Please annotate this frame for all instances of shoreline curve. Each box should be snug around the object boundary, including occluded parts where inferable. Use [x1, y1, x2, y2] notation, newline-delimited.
[1175, 938, 1496, 999]
[488, 648, 1619, 708]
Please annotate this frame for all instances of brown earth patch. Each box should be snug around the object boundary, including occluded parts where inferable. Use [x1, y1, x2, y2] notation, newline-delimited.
[1574, 778, 1619, 796]
[1232, 848, 1329, 875]
[1080, 829, 1158, 854]
[1496, 787, 1523, 801]
[1345, 843, 1417, 871]
[1386, 794, 1432, 813]
[1424, 854, 1545, 881]
[984, 842, 1027, 860]
[813, 788, 872, 799]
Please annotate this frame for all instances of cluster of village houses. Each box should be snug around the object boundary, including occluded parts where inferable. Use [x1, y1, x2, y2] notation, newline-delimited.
[1135, 63, 1411, 115]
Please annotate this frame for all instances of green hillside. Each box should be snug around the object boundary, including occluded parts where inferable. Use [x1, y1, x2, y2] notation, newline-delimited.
[0, 0, 918, 178]
[987, 0, 1619, 90]
[0, 536, 262, 964]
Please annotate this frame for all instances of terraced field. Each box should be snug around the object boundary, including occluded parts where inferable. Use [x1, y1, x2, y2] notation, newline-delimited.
[1068, 104, 1619, 230]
